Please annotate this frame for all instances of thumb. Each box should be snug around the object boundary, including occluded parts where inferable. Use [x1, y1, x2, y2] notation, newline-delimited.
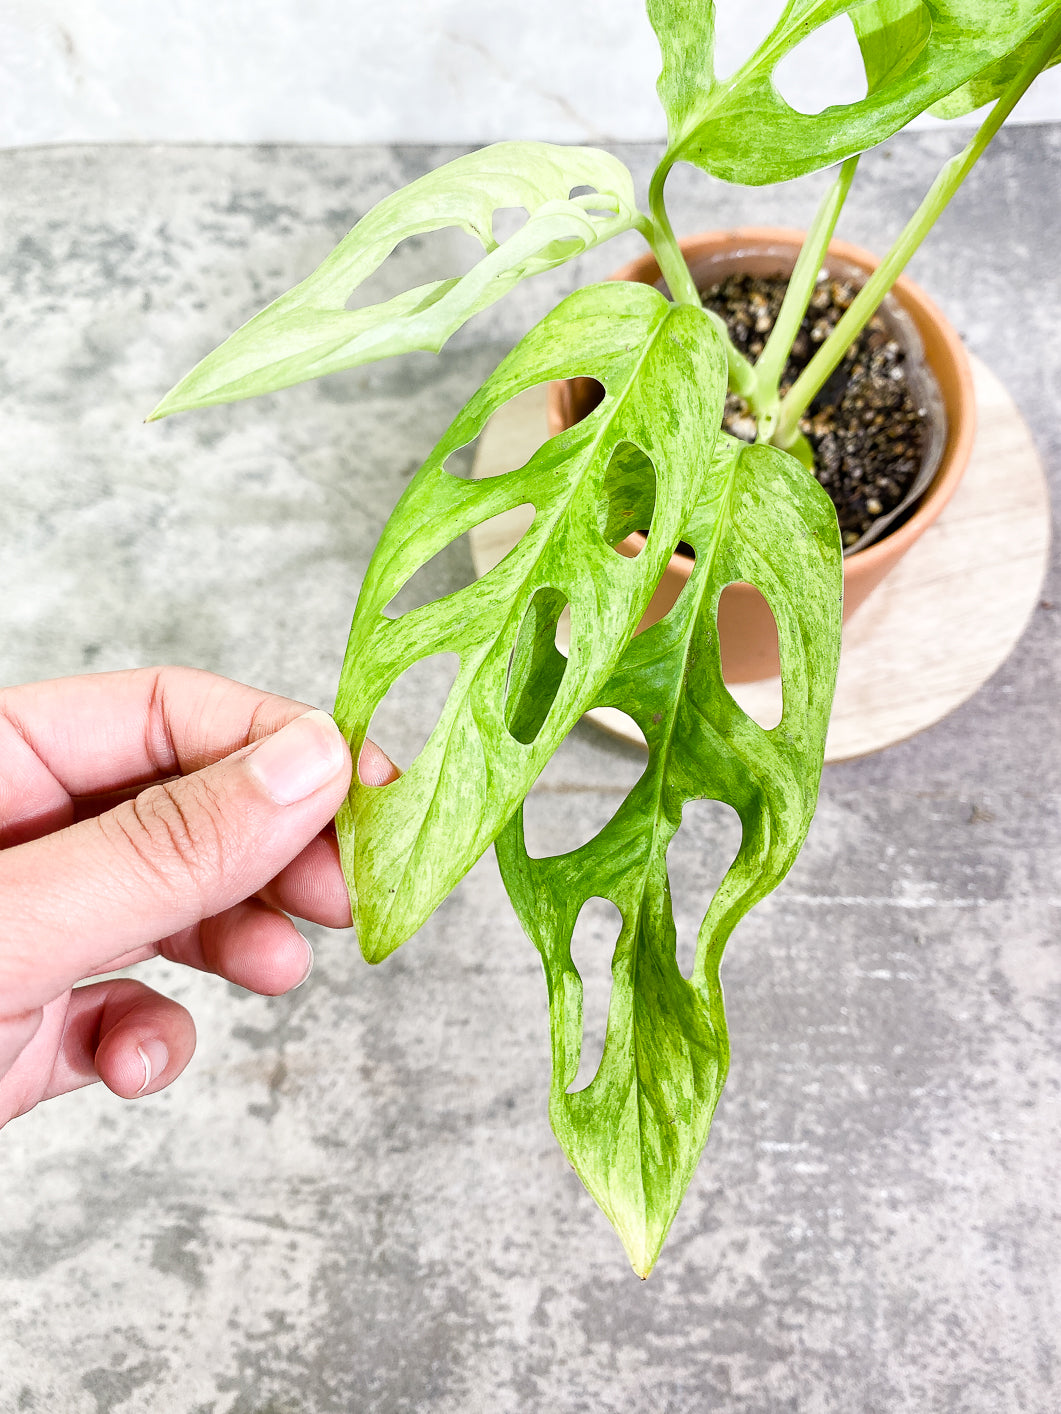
[0, 709, 355, 1011]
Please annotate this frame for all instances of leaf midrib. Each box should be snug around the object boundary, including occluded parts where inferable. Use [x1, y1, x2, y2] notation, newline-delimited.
[367, 300, 696, 946]
[673, 0, 844, 150]
[620, 448, 742, 1204]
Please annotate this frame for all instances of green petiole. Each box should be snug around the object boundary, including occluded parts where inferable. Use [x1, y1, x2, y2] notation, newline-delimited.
[646, 156, 761, 408]
[775, 10, 1061, 449]
[754, 155, 859, 445]
[646, 157, 702, 310]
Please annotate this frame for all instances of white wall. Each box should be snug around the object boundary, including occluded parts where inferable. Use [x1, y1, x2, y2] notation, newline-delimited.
[2, 0, 1059, 149]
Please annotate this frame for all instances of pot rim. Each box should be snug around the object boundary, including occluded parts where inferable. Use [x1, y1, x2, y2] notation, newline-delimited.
[550, 225, 976, 584]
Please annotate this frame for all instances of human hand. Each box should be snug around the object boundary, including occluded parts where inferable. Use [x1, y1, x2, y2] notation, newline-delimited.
[0, 667, 395, 1127]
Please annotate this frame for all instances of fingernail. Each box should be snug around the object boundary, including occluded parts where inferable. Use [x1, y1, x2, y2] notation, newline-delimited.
[136, 1039, 169, 1096]
[247, 709, 349, 805]
[292, 934, 315, 990]
[358, 739, 400, 788]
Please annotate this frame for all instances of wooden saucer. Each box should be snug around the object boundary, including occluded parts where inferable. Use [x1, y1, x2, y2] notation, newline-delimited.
[468, 356, 1050, 763]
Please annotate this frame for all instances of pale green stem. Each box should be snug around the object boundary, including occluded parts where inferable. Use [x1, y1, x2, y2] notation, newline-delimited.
[754, 155, 859, 442]
[785, 430, 817, 471]
[646, 154, 761, 406]
[774, 12, 1061, 450]
[708, 310, 760, 405]
[647, 158, 701, 309]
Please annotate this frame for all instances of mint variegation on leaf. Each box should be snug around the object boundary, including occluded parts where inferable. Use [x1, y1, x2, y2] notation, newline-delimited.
[151, 0, 1061, 1271]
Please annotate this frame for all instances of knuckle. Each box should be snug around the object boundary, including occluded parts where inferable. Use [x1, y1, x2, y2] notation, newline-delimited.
[103, 776, 229, 903]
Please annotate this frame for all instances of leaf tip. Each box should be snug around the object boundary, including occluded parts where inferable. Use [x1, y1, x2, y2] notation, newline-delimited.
[145, 385, 187, 422]
[625, 1236, 661, 1281]
[353, 908, 407, 967]
[613, 1212, 666, 1280]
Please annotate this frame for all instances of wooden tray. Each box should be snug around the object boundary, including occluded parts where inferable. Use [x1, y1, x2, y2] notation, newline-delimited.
[468, 356, 1050, 763]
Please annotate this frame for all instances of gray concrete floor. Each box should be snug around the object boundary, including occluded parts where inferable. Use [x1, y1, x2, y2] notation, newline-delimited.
[0, 131, 1058, 1413]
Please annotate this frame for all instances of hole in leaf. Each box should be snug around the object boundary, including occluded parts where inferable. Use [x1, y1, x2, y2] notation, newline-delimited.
[439, 368, 602, 484]
[441, 438, 481, 480]
[588, 706, 646, 751]
[381, 548, 463, 621]
[505, 587, 570, 746]
[490, 206, 530, 244]
[443, 380, 561, 479]
[668, 799, 743, 979]
[554, 603, 572, 659]
[772, 13, 869, 115]
[716, 582, 784, 729]
[345, 225, 484, 312]
[628, 543, 695, 640]
[596, 441, 656, 556]
[567, 184, 618, 220]
[713, 0, 786, 80]
[359, 651, 460, 782]
[568, 897, 623, 1093]
[559, 376, 605, 429]
[382, 504, 535, 618]
[520, 717, 645, 859]
[498, 202, 589, 262]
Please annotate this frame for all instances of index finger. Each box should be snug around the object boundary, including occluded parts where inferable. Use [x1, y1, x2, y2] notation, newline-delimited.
[0, 667, 315, 799]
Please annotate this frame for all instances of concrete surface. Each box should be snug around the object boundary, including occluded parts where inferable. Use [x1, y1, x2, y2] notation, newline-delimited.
[0, 131, 1058, 1412]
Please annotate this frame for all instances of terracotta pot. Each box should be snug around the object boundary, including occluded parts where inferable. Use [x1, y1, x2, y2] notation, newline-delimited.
[548, 227, 976, 682]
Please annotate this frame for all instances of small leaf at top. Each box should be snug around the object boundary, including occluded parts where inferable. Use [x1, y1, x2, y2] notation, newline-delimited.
[928, 7, 1061, 118]
[148, 143, 641, 418]
[648, 0, 1059, 185]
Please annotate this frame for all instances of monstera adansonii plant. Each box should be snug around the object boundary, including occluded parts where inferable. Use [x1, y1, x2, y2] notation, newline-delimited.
[151, 2, 1061, 1274]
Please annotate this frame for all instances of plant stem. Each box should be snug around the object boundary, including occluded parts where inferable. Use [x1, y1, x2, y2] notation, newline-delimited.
[646, 155, 761, 407]
[773, 12, 1061, 450]
[753, 155, 859, 442]
[646, 157, 702, 309]
[708, 310, 760, 406]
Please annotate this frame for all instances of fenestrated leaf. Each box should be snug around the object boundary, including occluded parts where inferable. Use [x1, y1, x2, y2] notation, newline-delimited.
[334, 281, 727, 963]
[148, 143, 641, 418]
[650, 0, 717, 142]
[495, 438, 842, 1277]
[928, 6, 1061, 118]
[647, 0, 1057, 184]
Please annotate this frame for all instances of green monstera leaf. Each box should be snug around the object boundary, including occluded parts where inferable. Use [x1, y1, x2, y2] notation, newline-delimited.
[928, 5, 1061, 117]
[334, 280, 727, 963]
[495, 438, 842, 1276]
[850, 0, 932, 92]
[647, 0, 1059, 184]
[148, 143, 642, 418]
[142, 0, 1060, 1281]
